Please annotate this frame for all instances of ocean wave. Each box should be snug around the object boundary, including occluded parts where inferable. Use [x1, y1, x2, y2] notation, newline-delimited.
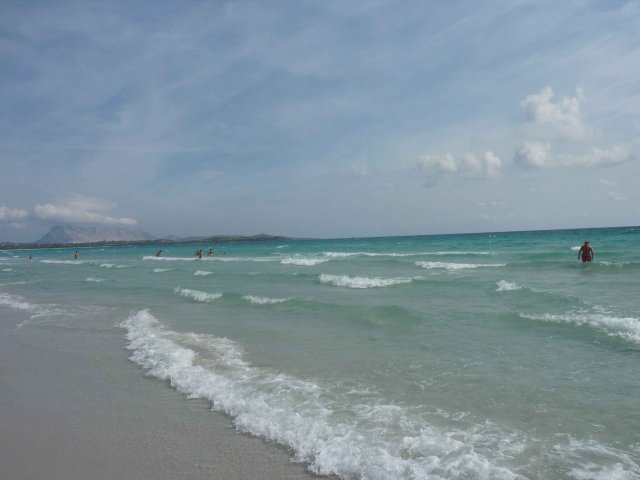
[281, 258, 329, 266]
[0, 292, 37, 312]
[0, 292, 68, 328]
[206, 256, 275, 263]
[2, 268, 14, 272]
[555, 436, 640, 479]
[518, 309, 640, 345]
[243, 295, 291, 305]
[153, 268, 174, 273]
[322, 251, 493, 258]
[121, 310, 524, 480]
[40, 259, 85, 265]
[85, 277, 106, 283]
[174, 287, 222, 302]
[416, 261, 506, 270]
[99, 263, 131, 269]
[143, 256, 197, 262]
[496, 280, 521, 291]
[319, 274, 413, 289]
[194, 270, 214, 276]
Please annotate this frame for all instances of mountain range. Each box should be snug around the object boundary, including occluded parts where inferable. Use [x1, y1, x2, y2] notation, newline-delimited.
[36, 225, 156, 244]
[24, 224, 291, 247]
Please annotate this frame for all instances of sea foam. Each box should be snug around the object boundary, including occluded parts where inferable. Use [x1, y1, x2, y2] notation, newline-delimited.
[496, 280, 521, 291]
[174, 287, 222, 302]
[0, 292, 37, 312]
[519, 310, 640, 345]
[319, 274, 412, 289]
[85, 277, 106, 283]
[281, 258, 329, 266]
[143, 256, 197, 262]
[416, 261, 506, 270]
[121, 310, 523, 480]
[40, 259, 85, 265]
[243, 295, 291, 305]
[194, 270, 214, 276]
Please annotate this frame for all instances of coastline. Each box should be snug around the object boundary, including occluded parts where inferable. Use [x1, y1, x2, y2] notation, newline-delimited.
[0, 307, 322, 480]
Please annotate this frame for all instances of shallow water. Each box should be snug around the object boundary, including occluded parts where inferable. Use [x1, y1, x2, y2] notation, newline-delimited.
[1, 227, 639, 479]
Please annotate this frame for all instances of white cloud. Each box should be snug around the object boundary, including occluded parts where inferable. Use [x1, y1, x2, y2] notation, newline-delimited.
[561, 145, 635, 167]
[419, 153, 458, 174]
[34, 195, 138, 226]
[520, 86, 586, 139]
[513, 142, 551, 168]
[0, 204, 29, 222]
[514, 143, 635, 170]
[483, 151, 502, 177]
[418, 151, 501, 178]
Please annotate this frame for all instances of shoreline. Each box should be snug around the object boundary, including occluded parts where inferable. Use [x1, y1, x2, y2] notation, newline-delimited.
[0, 306, 322, 480]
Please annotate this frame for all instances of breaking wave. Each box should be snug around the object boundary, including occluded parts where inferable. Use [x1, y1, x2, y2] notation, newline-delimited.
[121, 310, 524, 480]
[174, 287, 222, 303]
[243, 295, 291, 305]
[319, 274, 413, 289]
[416, 261, 506, 270]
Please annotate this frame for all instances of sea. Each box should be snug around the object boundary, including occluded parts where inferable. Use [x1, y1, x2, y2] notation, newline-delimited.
[1, 227, 639, 479]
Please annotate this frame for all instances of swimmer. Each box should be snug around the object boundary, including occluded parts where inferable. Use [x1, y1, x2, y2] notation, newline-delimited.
[578, 241, 594, 263]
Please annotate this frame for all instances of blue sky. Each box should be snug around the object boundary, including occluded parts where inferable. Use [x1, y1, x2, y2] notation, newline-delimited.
[1, 0, 639, 242]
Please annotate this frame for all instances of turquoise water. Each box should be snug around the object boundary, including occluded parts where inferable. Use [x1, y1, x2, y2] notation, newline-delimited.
[1, 227, 639, 479]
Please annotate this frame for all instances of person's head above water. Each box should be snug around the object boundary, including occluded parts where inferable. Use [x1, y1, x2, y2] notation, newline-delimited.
[584, 241, 589, 245]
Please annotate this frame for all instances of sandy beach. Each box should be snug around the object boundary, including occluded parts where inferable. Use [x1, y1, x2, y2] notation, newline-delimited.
[0, 307, 320, 480]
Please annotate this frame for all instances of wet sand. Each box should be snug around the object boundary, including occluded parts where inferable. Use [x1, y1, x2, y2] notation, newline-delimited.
[0, 307, 320, 480]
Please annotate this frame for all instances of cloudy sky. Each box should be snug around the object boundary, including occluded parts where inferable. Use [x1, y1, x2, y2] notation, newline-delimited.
[1, 0, 639, 242]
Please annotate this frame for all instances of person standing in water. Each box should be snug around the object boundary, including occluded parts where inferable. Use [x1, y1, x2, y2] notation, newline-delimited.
[578, 241, 594, 262]
[74, 251, 79, 259]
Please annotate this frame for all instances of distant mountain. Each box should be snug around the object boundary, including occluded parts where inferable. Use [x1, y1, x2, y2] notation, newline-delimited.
[36, 224, 156, 244]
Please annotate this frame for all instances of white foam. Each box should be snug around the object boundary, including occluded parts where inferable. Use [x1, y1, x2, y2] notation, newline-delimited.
[0, 292, 37, 312]
[519, 310, 640, 344]
[153, 268, 174, 273]
[148, 256, 276, 263]
[205, 256, 275, 263]
[40, 259, 85, 265]
[276, 245, 289, 249]
[121, 310, 523, 480]
[143, 256, 197, 262]
[322, 251, 493, 258]
[2, 268, 14, 272]
[319, 274, 412, 289]
[174, 287, 222, 302]
[554, 437, 640, 480]
[194, 270, 214, 276]
[85, 277, 106, 283]
[243, 295, 291, 305]
[100, 263, 131, 269]
[281, 258, 329, 266]
[416, 261, 506, 270]
[422, 251, 494, 256]
[496, 280, 521, 291]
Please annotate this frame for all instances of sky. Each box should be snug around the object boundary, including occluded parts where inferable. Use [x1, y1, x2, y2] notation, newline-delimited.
[1, 0, 639, 242]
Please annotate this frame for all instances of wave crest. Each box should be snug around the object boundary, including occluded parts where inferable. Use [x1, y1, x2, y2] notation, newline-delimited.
[243, 295, 291, 305]
[174, 287, 222, 302]
[416, 261, 506, 270]
[319, 274, 412, 289]
[120, 310, 522, 480]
